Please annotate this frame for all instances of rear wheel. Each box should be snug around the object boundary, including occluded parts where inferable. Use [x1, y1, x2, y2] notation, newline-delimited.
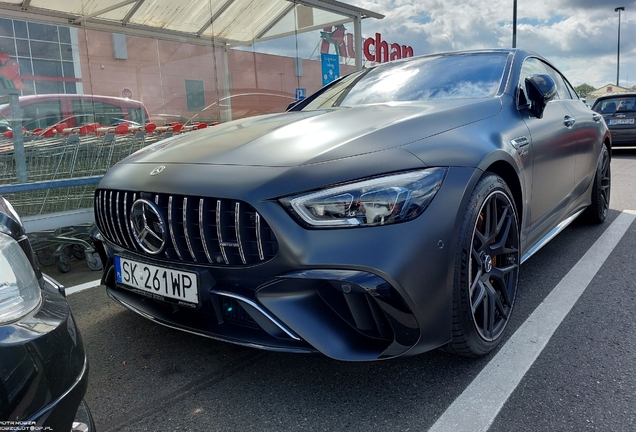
[581, 143, 610, 224]
[445, 173, 520, 357]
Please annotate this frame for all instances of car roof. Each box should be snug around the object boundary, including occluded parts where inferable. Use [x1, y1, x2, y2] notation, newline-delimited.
[7, 93, 145, 105]
[593, 92, 636, 102]
[388, 48, 537, 63]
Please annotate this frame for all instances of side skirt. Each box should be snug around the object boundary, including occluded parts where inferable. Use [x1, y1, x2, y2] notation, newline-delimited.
[521, 208, 585, 264]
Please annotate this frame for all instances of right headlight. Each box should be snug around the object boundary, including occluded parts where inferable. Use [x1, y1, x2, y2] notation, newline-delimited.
[0, 196, 24, 237]
[0, 233, 41, 324]
[280, 168, 447, 228]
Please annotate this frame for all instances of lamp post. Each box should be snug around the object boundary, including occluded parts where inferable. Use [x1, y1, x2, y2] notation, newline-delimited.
[616, 6, 625, 86]
[512, 0, 517, 48]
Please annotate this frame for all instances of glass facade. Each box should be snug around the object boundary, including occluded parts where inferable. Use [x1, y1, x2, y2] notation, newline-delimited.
[0, 18, 78, 95]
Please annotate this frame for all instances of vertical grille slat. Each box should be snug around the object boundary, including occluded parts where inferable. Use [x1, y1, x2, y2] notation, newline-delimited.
[95, 189, 277, 266]
[123, 192, 138, 251]
[96, 192, 107, 240]
[168, 195, 183, 260]
[216, 199, 230, 265]
[94, 192, 105, 238]
[100, 191, 113, 244]
[255, 213, 265, 261]
[106, 191, 114, 243]
[199, 198, 213, 263]
[115, 191, 130, 249]
[235, 202, 246, 265]
[183, 197, 197, 262]
[108, 191, 123, 246]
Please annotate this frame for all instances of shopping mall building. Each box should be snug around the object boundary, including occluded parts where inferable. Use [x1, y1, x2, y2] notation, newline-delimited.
[0, 0, 419, 232]
[0, 0, 415, 126]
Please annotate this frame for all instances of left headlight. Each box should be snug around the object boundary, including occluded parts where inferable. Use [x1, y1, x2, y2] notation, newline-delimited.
[281, 168, 447, 228]
[0, 233, 41, 324]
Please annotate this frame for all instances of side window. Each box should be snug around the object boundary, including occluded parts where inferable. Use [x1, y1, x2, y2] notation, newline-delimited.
[594, 99, 620, 114]
[544, 65, 572, 100]
[128, 107, 147, 125]
[564, 79, 579, 101]
[95, 102, 124, 126]
[518, 57, 549, 106]
[72, 99, 95, 125]
[22, 100, 62, 130]
[615, 97, 636, 112]
[591, 98, 636, 113]
[72, 100, 124, 126]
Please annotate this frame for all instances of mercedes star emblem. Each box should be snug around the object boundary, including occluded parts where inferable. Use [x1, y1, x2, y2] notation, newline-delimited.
[130, 199, 166, 254]
[150, 165, 166, 176]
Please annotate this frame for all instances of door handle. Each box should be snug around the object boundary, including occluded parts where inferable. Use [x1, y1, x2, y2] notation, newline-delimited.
[564, 116, 576, 128]
[592, 113, 602, 123]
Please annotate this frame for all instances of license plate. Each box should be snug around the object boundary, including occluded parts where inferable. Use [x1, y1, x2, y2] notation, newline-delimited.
[115, 256, 199, 306]
[609, 118, 635, 125]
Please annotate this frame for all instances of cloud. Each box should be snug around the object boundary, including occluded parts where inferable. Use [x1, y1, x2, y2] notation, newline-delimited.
[560, 0, 636, 11]
[239, 1, 636, 87]
[342, 0, 636, 87]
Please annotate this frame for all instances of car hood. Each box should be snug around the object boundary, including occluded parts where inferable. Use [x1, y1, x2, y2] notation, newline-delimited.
[125, 98, 502, 167]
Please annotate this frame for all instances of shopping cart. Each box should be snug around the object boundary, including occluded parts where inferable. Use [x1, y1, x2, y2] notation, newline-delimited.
[0, 120, 209, 272]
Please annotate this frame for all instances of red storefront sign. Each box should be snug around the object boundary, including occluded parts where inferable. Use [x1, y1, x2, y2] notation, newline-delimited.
[320, 28, 413, 64]
[363, 33, 413, 63]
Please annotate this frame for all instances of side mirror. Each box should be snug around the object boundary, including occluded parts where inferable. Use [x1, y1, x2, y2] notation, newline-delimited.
[525, 74, 557, 119]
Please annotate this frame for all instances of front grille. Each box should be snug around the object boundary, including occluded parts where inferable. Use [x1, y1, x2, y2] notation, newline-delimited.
[95, 189, 278, 266]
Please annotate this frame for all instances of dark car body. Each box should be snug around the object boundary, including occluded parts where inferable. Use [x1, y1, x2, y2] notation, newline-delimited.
[0, 197, 94, 430]
[591, 92, 636, 146]
[93, 49, 611, 361]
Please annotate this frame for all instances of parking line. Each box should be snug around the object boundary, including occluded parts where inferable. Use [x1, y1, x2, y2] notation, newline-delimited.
[65, 279, 101, 295]
[428, 210, 636, 432]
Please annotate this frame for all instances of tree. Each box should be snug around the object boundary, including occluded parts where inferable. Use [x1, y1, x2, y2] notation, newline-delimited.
[574, 83, 595, 97]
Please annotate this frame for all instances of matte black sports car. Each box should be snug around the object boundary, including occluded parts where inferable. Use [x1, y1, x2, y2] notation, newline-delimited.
[591, 92, 636, 146]
[93, 49, 611, 361]
[0, 197, 95, 430]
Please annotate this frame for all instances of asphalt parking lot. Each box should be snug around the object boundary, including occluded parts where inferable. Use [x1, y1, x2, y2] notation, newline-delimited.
[52, 149, 636, 432]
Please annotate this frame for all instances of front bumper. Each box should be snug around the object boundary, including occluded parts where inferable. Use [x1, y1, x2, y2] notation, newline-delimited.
[96, 166, 480, 361]
[0, 285, 93, 431]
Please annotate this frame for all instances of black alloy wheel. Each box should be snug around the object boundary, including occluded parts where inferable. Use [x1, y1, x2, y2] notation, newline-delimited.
[581, 143, 611, 224]
[446, 173, 520, 357]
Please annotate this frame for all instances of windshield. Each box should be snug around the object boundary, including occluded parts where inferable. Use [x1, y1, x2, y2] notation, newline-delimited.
[593, 97, 636, 114]
[301, 53, 508, 110]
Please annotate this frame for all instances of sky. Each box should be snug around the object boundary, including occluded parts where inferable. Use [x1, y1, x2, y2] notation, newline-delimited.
[250, 0, 636, 89]
[345, 0, 636, 88]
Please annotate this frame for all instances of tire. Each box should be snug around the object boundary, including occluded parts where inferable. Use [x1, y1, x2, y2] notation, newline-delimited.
[445, 173, 520, 357]
[57, 254, 71, 273]
[36, 248, 56, 266]
[72, 244, 86, 260]
[580, 143, 610, 224]
[86, 252, 103, 271]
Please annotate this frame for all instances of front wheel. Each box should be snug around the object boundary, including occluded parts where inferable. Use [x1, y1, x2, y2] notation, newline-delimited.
[445, 173, 520, 357]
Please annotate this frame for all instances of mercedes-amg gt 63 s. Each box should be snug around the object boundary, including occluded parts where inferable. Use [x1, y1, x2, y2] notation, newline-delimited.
[93, 49, 611, 361]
